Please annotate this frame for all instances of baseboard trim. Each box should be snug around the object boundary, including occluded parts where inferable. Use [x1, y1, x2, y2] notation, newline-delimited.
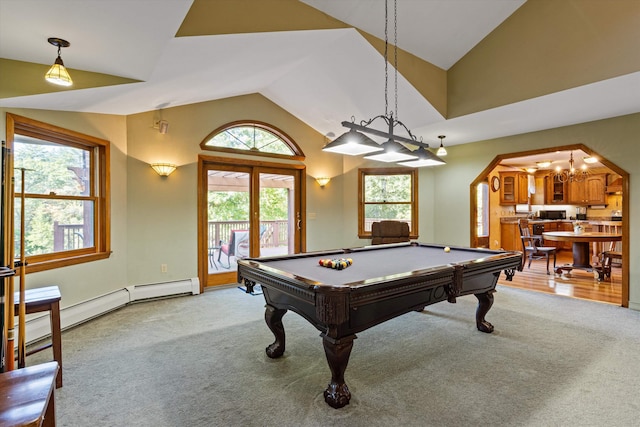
[126, 278, 200, 302]
[23, 278, 200, 345]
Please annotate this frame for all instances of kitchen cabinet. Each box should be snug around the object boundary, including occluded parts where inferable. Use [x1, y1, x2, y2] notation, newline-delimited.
[545, 174, 567, 204]
[568, 174, 606, 205]
[586, 174, 606, 204]
[531, 175, 546, 205]
[500, 172, 529, 205]
[500, 222, 521, 252]
[540, 221, 559, 248]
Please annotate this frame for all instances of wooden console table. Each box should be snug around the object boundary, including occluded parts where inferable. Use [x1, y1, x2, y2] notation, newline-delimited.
[0, 361, 59, 426]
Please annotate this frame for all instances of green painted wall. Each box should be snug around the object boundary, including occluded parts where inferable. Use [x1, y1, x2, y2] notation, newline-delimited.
[2, 106, 639, 310]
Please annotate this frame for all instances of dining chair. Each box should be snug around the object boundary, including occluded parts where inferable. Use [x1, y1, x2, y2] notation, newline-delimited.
[518, 219, 556, 274]
[600, 241, 622, 279]
[371, 221, 410, 245]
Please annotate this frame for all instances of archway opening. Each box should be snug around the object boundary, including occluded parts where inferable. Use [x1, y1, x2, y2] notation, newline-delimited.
[470, 144, 629, 307]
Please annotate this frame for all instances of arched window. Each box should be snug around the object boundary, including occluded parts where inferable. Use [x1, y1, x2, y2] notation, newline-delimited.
[200, 121, 304, 161]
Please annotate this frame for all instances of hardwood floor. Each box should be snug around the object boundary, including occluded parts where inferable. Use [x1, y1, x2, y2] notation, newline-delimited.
[498, 250, 622, 305]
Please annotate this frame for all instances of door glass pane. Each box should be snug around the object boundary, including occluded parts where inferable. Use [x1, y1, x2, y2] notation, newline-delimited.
[259, 173, 294, 257]
[207, 170, 250, 274]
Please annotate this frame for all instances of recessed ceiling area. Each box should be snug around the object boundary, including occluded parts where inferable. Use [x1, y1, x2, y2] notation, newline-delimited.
[499, 149, 605, 172]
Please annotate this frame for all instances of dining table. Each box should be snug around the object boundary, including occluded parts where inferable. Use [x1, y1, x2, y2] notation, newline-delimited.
[542, 231, 622, 278]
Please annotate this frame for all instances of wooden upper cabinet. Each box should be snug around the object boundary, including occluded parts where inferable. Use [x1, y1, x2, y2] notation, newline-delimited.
[499, 171, 529, 205]
[567, 179, 586, 204]
[531, 175, 546, 205]
[545, 174, 567, 204]
[516, 173, 529, 204]
[586, 174, 606, 204]
[568, 173, 607, 205]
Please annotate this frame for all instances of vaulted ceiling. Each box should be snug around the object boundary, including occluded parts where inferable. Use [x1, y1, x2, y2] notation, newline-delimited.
[1, 0, 639, 148]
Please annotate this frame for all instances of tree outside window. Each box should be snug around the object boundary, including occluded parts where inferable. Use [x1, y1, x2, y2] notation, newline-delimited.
[7, 114, 110, 273]
[358, 168, 418, 239]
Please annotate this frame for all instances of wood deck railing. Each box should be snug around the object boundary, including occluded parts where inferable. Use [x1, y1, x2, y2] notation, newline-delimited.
[53, 222, 84, 251]
[208, 220, 289, 249]
[55, 218, 410, 252]
[52, 220, 290, 252]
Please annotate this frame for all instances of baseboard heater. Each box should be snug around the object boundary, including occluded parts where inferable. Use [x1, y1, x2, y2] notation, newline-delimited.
[22, 278, 200, 345]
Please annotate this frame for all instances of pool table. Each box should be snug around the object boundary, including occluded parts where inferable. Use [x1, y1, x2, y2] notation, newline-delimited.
[237, 242, 521, 409]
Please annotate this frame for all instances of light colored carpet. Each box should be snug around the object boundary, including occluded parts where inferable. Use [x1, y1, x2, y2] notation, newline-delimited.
[29, 284, 640, 426]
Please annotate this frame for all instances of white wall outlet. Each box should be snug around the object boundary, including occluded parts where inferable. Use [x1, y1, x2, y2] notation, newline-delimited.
[161, 264, 167, 273]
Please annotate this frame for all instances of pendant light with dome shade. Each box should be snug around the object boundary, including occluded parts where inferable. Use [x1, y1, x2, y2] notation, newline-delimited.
[45, 37, 73, 87]
[436, 135, 447, 157]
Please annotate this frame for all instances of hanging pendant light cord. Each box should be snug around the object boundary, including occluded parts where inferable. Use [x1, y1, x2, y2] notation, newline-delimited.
[394, 0, 398, 123]
[383, 0, 399, 122]
[383, 0, 399, 124]
[384, 0, 389, 118]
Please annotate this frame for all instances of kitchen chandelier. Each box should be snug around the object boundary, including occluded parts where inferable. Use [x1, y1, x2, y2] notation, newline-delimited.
[554, 151, 589, 183]
[321, 0, 445, 168]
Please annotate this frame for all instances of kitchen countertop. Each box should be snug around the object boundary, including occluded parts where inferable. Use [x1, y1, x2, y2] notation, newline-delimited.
[500, 217, 622, 225]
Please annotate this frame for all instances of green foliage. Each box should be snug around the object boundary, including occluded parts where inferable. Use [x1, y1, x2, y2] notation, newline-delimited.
[14, 140, 91, 256]
[364, 174, 412, 220]
[208, 188, 288, 221]
[260, 188, 288, 220]
[208, 192, 250, 221]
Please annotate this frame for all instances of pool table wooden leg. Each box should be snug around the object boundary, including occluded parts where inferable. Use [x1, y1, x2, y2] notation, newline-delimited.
[322, 333, 356, 409]
[475, 291, 495, 333]
[264, 305, 287, 358]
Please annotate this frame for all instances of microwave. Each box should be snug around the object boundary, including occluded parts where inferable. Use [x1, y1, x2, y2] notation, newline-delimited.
[538, 210, 566, 220]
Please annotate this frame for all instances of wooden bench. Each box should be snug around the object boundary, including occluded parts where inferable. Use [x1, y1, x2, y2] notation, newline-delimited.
[0, 361, 59, 426]
[14, 286, 62, 388]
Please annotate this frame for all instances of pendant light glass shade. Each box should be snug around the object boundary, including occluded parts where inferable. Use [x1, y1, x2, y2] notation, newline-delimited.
[45, 57, 73, 86]
[45, 38, 73, 87]
[322, 129, 383, 156]
[364, 139, 418, 162]
[436, 135, 447, 156]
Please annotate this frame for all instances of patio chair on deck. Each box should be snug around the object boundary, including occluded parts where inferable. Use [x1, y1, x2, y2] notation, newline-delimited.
[218, 230, 250, 268]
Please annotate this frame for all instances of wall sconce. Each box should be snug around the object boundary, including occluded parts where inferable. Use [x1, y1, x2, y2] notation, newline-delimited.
[316, 177, 330, 188]
[150, 163, 177, 177]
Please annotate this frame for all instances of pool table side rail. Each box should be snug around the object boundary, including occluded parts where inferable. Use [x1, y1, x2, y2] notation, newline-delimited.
[237, 242, 521, 291]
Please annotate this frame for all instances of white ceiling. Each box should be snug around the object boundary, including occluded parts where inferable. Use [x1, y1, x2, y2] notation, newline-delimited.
[1, 0, 639, 148]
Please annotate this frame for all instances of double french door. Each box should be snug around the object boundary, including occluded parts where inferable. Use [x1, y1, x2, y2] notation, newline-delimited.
[198, 156, 305, 288]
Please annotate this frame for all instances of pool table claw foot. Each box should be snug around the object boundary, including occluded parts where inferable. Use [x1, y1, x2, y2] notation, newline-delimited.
[322, 333, 355, 409]
[265, 305, 287, 358]
[503, 268, 516, 281]
[475, 291, 495, 333]
[477, 320, 494, 333]
[324, 382, 351, 409]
